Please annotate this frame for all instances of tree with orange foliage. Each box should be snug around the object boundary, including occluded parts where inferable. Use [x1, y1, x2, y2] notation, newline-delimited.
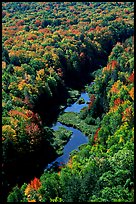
[88, 94, 96, 110]
[129, 87, 134, 100]
[93, 127, 101, 143]
[128, 72, 134, 83]
[122, 107, 134, 125]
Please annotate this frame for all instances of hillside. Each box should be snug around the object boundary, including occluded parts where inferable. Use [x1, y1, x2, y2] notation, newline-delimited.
[2, 2, 134, 202]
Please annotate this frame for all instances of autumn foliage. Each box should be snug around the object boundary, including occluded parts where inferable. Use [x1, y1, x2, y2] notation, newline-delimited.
[88, 94, 96, 110]
[30, 177, 41, 190]
[94, 127, 101, 142]
[25, 177, 41, 195]
[128, 72, 134, 83]
[2, 2, 134, 203]
[114, 98, 123, 106]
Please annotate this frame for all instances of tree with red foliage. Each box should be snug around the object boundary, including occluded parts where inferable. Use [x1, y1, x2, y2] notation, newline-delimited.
[111, 60, 118, 69]
[25, 122, 41, 136]
[114, 98, 123, 106]
[30, 177, 41, 190]
[128, 72, 134, 83]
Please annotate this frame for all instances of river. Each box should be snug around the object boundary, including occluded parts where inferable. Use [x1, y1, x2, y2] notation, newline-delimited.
[45, 91, 90, 169]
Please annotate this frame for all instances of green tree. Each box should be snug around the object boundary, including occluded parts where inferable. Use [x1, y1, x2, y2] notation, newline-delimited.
[7, 186, 23, 202]
[39, 172, 61, 202]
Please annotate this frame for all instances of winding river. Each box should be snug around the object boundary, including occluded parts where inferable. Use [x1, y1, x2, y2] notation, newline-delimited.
[45, 91, 90, 169]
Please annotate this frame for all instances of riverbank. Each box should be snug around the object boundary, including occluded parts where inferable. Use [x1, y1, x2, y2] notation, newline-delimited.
[45, 90, 93, 170]
[52, 126, 73, 155]
[58, 112, 98, 138]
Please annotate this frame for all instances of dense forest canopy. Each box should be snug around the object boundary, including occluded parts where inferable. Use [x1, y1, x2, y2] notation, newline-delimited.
[2, 2, 134, 203]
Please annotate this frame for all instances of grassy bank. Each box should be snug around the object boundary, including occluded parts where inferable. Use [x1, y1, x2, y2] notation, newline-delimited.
[53, 127, 73, 155]
[58, 112, 98, 138]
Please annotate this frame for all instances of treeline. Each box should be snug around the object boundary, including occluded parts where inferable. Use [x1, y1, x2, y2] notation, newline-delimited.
[2, 2, 134, 202]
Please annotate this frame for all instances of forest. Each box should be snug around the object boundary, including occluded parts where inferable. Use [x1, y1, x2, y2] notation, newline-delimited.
[2, 2, 134, 203]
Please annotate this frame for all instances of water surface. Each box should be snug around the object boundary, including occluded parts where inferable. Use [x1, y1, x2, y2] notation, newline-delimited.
[45, 92, 90, 169]
[64, 92, 90, 113]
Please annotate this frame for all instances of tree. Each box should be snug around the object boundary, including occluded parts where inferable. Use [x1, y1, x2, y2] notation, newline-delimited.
[10, 56, 20, 66]
[2, 47, 10, 64]
[61, 173, 81, 202]
[41, 19, 51, 28]
[39, 172, 61, 202]
[7, 186, 23, 202]
[79, 171, 96, 201]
